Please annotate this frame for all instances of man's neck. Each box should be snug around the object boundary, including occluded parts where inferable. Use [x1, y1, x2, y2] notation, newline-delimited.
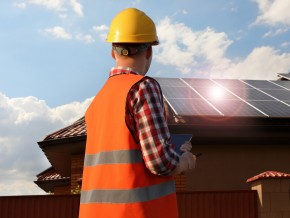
[115, 62, 146, 76]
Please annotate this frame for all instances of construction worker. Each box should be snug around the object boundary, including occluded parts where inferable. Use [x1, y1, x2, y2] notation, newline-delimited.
[79, 8, 196, 218]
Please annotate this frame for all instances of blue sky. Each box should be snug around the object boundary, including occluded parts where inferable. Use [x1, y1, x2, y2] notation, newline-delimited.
[0, 0, 290, 195]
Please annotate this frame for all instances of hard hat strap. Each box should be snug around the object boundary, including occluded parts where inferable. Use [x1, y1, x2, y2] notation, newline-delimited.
[113, 44, 150, 56]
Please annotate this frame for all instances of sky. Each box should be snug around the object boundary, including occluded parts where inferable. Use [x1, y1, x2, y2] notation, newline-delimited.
[0, 0, 290, 195]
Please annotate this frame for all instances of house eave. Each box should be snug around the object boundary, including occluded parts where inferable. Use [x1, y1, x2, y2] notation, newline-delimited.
[38, 135, 86, 148]
[34, 178, 71, 193]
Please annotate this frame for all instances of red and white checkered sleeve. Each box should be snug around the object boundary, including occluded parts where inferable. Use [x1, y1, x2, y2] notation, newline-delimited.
[126, 77, 180, 175]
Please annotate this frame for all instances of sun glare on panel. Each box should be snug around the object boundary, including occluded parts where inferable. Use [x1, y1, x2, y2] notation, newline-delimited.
[209, 87, 225, 100]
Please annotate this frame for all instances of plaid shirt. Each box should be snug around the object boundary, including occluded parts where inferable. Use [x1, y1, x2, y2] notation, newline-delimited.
[109, 67, 180, 175]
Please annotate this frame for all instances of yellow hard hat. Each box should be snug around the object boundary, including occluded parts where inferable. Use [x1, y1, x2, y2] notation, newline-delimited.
[106, 8, 159, 45]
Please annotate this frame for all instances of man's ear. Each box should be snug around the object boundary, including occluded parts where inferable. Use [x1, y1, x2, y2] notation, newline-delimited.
[146, 46, 152, 59]
[111, 49, 116, 60]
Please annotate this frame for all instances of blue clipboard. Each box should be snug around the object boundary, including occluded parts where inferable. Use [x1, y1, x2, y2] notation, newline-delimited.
[170, 134, 192, 155]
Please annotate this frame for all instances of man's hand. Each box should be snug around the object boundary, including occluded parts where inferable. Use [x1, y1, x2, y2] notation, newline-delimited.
[180, 151, 196, 171]
[170, 151, 196, 176]
[180, 141, 192, 153]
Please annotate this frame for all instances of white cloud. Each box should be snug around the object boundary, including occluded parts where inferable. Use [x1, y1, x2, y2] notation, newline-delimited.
[0, 93, 92, 195]
[13, 2, 27, 9]
[155, 17, 290, 80]
[220, 47, 290, 80]
[41, 27, 97, 44]
[181, 10, 188, 15]
[172, 9, 188, 18]
[92, 25, 109, 41]
[43, 26, 72, 40]
[92, 25, 109, 32]
[156, 17, 232, 74]
[28, 0, 66, 12]
[253, 0, 290, 26]
[69, 0, 83, 17]
[281, 42, 290, 48]
[27, 0, 83, 17]
[223, 1, 238, 12]
[263, 27, 290, 37]
[132, 0, 141, 6]
[76, 33, 94, 44]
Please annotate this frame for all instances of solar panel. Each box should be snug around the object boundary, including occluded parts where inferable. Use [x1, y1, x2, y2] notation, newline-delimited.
[261, 89, 290, 101]
[183, 78, 217, 88]
[161, 86, 201, 99]
[243, 80, 281, 89]
[193, 87, 238, 100]
[168, 98, 221, 116]
[230, 88, 274, 100]
[155, 78, 186, 87]
[207, 99, 265, 117]
[271, 81, 290, 89]
[249, 101, 290, 117]
[212, 79, 249, 89]
[155, 77, 290, 118]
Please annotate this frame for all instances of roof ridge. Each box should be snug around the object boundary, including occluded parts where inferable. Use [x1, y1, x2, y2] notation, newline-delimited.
[43, 116, 85, 141]
[246, 170, 290, 183]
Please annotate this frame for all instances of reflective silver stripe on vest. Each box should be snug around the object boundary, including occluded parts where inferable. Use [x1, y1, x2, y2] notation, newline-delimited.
[84, 150, 143, 166]
[80, 180, 175, 204]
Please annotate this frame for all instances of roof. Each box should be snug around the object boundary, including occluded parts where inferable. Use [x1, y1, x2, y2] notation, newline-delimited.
[246, 171, 290, 183]
[43, 117, 86, 141]
[34, 167, 70, 192]
[40, 78, 290, 143]
[36, 167, 70, 181]
[38, 117, 85, 176]
[38, 78, 290, 147]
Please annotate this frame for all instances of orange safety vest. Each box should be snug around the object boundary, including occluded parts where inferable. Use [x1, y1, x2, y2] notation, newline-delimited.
[79, 74, 178, 218]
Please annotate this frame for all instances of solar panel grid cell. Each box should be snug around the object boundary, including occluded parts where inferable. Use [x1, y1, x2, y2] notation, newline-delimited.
[155, 78, 186, 87]
[162, 86, 201, 99]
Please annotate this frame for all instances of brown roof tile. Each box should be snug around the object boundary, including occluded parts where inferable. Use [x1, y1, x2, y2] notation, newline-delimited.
[246, 171, 290, 183]
[43, 117, 86, 141]
[36, 167, 70, 181]
[35, 167, 71, 193]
